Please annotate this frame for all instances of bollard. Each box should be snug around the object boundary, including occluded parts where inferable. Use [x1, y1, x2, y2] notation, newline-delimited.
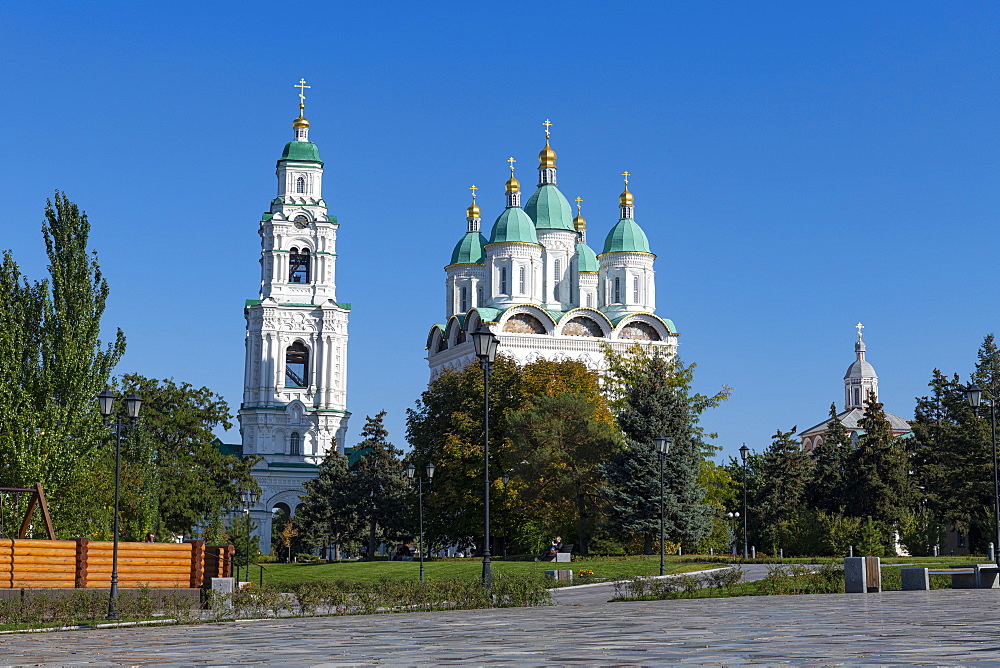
[678, 545, 682, 556]
[710, 548, 714, 556]
[848, 545, 854, 558]
[933, 545, 939, 557]
[779, 548, 784, 559]
[990, 543, 996, 563]
[751, 546, 756, 559]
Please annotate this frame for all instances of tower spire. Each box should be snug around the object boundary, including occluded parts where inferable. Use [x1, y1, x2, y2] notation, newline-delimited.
[506, 157, 521, 207]
[292, 78, 311, 141]
[619, 171, 634, 219]
[466, 185, 481, 232]
[538, 119, 557, 185]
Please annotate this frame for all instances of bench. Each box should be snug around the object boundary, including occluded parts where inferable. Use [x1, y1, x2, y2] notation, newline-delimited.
[540, 544, 574, 563]
[901, 564, 1000, 590]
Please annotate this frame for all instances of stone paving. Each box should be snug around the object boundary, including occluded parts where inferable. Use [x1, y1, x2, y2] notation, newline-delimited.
[3, 588, 1000, 666]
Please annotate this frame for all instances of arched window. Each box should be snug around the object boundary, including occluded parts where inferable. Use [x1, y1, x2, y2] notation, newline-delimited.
[853, 387, 860, 406]
[290, 432, 301, 456]
[553, 259, 561, 301]
[289, 248, 310, 283]
[633, 276, 640, 303]
[460, 286, 468, 312]
[518, 266, 525, 294]
[614, 276, 621, 303]
[296, 176, 306, 194]
[586, 293, 592, 307]
[285, 341, 309, 388]
[500, 267, 508, 294]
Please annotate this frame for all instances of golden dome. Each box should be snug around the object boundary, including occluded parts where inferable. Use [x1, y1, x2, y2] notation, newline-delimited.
[467, 202, 481, 219]
[619, 188, 634, 206]
[293, 115, 310, 128]
[573, 213, 587, 230]
[506, 175, 521, 193]
[539, 138, 557, 168]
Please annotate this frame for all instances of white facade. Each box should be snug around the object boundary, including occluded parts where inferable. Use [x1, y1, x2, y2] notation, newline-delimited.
[427, 130, 679, 378]
[239, 106, 351, 554]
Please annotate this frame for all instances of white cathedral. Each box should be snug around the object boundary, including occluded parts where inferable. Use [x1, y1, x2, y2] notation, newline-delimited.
[238, 84, 351, 553]
[426, 125, 678, 374]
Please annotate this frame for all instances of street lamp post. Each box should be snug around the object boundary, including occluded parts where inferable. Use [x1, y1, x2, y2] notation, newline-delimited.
[471, 326, 499, 591]
[239, 488, 261, 583]
[653, 435, 672, 576]
[96, 389, 143, 620]
[965, 383, 1000, 569]
[739, 443, 750, 560]
[502, 471, 510, 558]
[406, 461, 435, 582]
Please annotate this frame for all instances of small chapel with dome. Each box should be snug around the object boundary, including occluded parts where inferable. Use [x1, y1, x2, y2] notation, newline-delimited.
[798, 324, 912, 450]
[426, 122, 678, 376]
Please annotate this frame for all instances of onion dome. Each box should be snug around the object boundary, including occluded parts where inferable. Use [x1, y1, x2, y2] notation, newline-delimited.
[293, 114, 310, 129]
[467, 200, 481, 219]
[844, 336, 877, 380]
[539, 138, 557, 168]
[506, 175, 520, 193]
[489, 206, 537, 244]
[450, 231, 488, 265]
[602, 218, 651, 253]
[280, 141, 322, 162]
[576, 241, 599, 272]
[525, 185, 574, 230]
[619, 187, 634, 206]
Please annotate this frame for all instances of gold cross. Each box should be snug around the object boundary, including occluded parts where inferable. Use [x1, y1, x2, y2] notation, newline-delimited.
[294, 78, 311, 106]
[508, 156, 516, 175]
[542, 119, 553, 138]
[856, 322, 864, 339]
[622, 170, 630, 186]
[575, 196, 583, 213]
[470, 184, 478, 201]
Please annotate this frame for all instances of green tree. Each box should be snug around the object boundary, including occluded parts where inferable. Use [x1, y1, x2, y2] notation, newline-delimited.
[600, 349, 727, 552]
[846, 393, 915, 552]
[296, 451, 365, 557]
[351, 411, 409, 558]
[806, 403, 853, 513]
[116, 374, 257, 538]
[506, 392, 622, 555]
[756, 427, 814, 554]
[0, 193, 126, 536]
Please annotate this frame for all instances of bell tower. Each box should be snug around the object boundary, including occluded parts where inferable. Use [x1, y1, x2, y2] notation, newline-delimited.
[238, 80, 351, 553]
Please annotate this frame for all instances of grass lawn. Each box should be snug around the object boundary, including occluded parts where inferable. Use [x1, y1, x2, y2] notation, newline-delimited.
[259, 556, 712, 588]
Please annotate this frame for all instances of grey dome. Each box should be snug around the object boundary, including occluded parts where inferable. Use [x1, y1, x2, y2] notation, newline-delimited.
[844, 359, 877, 380]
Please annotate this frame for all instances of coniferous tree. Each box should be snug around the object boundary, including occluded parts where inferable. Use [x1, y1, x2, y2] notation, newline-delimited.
[351, 411, 409, 558]
[601, 351, 721, 551]
[756, 427, 814, 553]
[847, 394, 915, 551]
[807, 403, 854, 513]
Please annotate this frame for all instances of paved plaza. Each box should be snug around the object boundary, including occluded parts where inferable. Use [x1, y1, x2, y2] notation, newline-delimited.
[3, 587, 1000, 666]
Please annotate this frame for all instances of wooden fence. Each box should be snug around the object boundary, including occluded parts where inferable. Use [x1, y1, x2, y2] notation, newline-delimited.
[0, 538, 233, 589]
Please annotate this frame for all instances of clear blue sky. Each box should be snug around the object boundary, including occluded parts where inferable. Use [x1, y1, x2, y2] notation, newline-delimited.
[1, 1, 997, 460]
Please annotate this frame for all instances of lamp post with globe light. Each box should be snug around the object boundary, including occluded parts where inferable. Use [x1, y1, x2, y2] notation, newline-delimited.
[95, 389, 143, 620]
[471, 326, 499, 591]
[406, 461, 435, 582]
[653, 435, 672, 576]
[965, 382, 1000, 569]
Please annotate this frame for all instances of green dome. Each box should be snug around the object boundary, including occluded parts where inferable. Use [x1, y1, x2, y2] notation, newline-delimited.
[489, 207, 539, 244]
[602, 218, 651, 254]
[524, 184, 574, 231]
[280, 141, 322, 162]
[576, 241, 599, 272]
[449, 231, 488, 265]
